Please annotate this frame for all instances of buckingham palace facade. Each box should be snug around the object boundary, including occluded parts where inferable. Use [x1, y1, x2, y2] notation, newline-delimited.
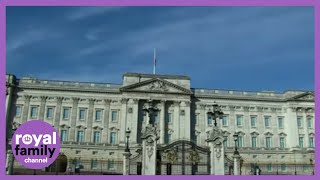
[6, 72, 315, 175]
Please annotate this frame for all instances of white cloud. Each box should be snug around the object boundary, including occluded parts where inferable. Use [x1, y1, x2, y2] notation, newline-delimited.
[67, 6, 124, 21]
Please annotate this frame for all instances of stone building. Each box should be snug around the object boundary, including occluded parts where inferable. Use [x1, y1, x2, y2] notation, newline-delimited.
[6, 73, 315, 175]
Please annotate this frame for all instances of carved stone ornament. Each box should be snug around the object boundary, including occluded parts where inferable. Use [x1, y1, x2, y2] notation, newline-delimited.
[146, 136, 154, 158]
[141, 124, 158, 139]
[214, 141, 223, 160]
[300, 94, 314, 100]
[148, 80, 168, 92]
[208, 126, 223, 141]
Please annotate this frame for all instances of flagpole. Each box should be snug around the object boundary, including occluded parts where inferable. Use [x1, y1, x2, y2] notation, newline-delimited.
[153, 48, 156, 74]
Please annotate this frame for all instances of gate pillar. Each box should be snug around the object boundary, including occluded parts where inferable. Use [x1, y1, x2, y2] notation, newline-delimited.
[6, 150, 14, 175]
[206, 126, 225, 175]
[123, 152, 131, 175]
[141, 124, 159, 175]
[233, 154, 241, 175]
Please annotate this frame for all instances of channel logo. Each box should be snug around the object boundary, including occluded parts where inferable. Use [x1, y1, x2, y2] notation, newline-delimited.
[12, 120, 60, 169]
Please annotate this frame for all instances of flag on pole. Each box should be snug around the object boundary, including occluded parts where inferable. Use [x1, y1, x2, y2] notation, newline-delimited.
[153, 48, 156, 74]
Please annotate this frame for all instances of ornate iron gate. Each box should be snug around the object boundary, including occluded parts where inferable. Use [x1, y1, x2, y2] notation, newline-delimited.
[157, 140, 210, 175]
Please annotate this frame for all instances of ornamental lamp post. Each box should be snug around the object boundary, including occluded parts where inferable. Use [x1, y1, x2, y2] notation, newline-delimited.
[233, 133, 239, 156]
[207, 102, 224, 127]
[125, 128, 131, 153]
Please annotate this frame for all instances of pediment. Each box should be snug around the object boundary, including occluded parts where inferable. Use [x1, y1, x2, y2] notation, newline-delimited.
[288, 92, 314, 101]
[120, 78, 192, 95]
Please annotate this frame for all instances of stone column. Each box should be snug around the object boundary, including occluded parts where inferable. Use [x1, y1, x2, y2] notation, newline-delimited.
[120, 98, 128, 144]
[21, 95, 32, 123]
[86, 98, 95, 143]
[233, 154, 241, 175]
[257, 106, 264, 147]
[69, 97, 79, 142]
[184, 101, 191, 140]
[131, 99, 139, 144]
[53, 97, 64, 130]
[207, 127, 225, 175]
[141, 124, 159, 175]
[159, 100, 166, 144]
[286, 107, 299, 148]
[39, 96, 48, 120]
[123, 152, 131, 175]
[199, 104, 206, 145]
[103, 99, 111, 144]
[173, 101, 180, 141]
[243, 106, 250, 144]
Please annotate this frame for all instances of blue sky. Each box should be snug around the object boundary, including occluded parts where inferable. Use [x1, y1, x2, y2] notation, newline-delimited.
[6, 6, 314, 92]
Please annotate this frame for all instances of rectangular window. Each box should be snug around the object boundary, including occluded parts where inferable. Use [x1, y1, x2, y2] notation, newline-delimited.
[297, 116, 303, 128]
[251, 137, 257, 148]
[237, 136, 243, 148]
[77, 130, 84, 143]
[110, 132, 117, 145]
[91, 159, 98, 169]
[79, 109, 86, 120]
[223, 136, 228, 148]
[63, 108, 70, 119]
[168, 112, 173, 123]
[309, 137, 314, 148]
[280, 137, 285, 149]
[15, 106, 22, 117]
[250, 116, 257, 127]
[108, 160, 115, 170]
[222, 115, 228, 126]
[30, 106, 38, 118]
[307, 117, 313, 129]
[93, 131, 101, 144]
[236, 115, 242, 127]
[278, 117, 284, 129]
[60, 130, 67, 142]
[299, 137, 304, 148]
[208, 116, 213, 125]
[111, 111, 118, 122]
[95, 110, 102, 121]
[267, 164, 272, 172]
[280, 164, 286, 172]
[266, 137, 272, 148]
[47, 107, 54, 119]
[264, 116, 271, 128]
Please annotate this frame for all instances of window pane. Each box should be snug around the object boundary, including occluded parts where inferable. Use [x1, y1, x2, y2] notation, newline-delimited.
[309, 137, 314, 148]
[252, 137, 257, 148]
[79, 109, 86, 120]
[265, 117, 270, 128]
[94, 131, 100, 143]
[111, 111, 118, 122]
[278, 117, 284, 129]
[63, 108, 70, 119]
[31, 107, 38, 118]
[238, 136, 243, 147]
[251, 116, 256, 127]
[280, 137, 285, 148]
[299, 137, 304, 148]
[307, 118, 313, 128]
[77, 131, 84, 142]
[266, 137, 272, 148]
[61, 130, 67, 142]
[222, 116, 228, 126]
[236, 116, 242, 126]
[208, 116, 212, 125]
[110, 132, 117, 144]
[95, 110, 102, 121]
[15, 106, 22, 117]
[47, 107, 53, 118]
